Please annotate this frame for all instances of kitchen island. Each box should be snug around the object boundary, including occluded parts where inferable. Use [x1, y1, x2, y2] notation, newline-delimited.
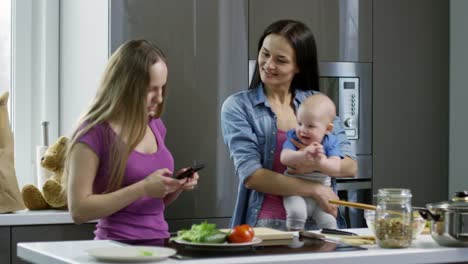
[17, 229, 468, 264]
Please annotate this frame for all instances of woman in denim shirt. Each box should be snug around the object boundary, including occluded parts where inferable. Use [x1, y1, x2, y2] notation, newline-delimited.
[221, 19, 357, 230]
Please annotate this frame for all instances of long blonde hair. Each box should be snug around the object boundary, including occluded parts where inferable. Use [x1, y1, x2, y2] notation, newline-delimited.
[63, 39, 167, 193]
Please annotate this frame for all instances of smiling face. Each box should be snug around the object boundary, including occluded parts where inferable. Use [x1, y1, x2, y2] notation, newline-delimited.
[258, 34, 299, 90]
[296, 108, 330, 145]
[295, 95, 336, 145]
[146, 61, 168, 117]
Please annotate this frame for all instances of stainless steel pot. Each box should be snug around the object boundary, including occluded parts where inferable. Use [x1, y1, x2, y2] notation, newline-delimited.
[418, 191, 468, 247]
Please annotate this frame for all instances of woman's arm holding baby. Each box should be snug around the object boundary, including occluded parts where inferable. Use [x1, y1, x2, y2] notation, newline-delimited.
[288, 139, 357, 177]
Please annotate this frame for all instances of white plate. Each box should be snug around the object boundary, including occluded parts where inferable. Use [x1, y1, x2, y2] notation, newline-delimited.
[173, 236, 262, 248]
[86, 246, 176, 262]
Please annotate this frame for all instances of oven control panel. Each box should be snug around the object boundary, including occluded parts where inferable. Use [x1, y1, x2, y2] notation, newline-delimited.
[339, 78, 359, 140]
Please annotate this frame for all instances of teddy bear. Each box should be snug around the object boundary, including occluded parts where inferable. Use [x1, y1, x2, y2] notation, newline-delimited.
[21, 136, 69, 210]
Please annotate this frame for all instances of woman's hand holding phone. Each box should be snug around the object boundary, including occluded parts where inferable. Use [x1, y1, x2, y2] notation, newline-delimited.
[143, 168, 182, 198]
[180, 172, 199, 190]
[174, 164, 204, 190]
[174, 164, 205, 179]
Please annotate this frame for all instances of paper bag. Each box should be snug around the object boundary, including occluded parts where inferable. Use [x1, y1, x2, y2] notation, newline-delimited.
[0, 92, 24, 213]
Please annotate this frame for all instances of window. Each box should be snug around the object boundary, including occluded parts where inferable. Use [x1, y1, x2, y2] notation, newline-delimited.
[9, 1, 106, 190]
[11, 0, 59, 189]
[0, 0, 11, 113]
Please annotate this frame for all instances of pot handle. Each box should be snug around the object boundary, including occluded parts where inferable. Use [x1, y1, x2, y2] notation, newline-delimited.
[416, 207, 441, 222]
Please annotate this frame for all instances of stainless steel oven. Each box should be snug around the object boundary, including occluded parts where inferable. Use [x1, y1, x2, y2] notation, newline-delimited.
[319, 62, 372, 227]
[249, 61, 373, 227]
[319, 62, 372, 179]
[319, 62, 371, 159]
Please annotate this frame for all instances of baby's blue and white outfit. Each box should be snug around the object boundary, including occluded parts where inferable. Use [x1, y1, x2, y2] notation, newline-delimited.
[282, 130, 344, 230]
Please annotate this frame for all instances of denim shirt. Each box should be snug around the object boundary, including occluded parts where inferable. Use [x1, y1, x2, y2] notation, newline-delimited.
[221, 84, 356, 228]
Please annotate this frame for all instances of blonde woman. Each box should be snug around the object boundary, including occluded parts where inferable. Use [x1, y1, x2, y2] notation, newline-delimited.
[64, 39, 199, 240]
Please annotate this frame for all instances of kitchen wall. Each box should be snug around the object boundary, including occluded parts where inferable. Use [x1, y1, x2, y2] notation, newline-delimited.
[59, 1, 464, 203]
[449, 0, 468, 197]
[372, 0, 449, 206]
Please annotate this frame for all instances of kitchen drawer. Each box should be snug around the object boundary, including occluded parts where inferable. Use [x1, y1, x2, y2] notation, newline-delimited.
[0, 227, 10, 264]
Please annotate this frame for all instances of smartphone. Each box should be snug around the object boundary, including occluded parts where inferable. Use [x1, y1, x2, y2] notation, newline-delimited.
[174, 164, 205, 179]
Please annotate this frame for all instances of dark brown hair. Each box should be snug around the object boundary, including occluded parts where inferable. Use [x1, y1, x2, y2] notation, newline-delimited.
[249, 19, 319, 92]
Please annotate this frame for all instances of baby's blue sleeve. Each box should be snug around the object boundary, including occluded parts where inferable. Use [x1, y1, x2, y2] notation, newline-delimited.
[282, 130, 298, 150]
[325, 134, 344, 158]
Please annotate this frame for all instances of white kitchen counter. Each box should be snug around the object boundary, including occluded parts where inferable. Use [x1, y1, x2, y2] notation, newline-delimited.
[17, 229, 468, 264]
[0, 210, 77, 226]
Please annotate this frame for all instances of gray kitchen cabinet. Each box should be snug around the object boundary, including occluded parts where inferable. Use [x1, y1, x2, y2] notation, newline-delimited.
[110, 0, 246, 224]
[0, 227, 10, 264]
[372, 0, 449, 206]
[248, 0, 373, 62]
[12, 224, 95, 264]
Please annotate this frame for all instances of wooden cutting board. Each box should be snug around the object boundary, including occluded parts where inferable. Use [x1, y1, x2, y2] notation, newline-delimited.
[221, 227, 294, 240]
[253, 227, 294, 240]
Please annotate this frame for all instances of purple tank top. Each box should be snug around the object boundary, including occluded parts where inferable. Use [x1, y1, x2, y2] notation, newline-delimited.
[77, 118, 174, 240]
[258, 129, 287, 220]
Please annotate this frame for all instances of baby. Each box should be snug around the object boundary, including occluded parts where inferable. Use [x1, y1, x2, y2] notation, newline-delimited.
[280, 94, 343, 230]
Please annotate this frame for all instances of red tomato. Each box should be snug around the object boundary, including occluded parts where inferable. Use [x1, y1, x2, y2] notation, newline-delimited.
[228, 224, 255, 243]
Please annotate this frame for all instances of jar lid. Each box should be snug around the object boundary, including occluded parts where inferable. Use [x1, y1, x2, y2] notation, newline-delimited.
[427, 191, 468, 210]
[375, 188, 412, 198]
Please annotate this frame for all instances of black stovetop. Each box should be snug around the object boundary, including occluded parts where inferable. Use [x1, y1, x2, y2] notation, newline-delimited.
[116, 235, 366, 260]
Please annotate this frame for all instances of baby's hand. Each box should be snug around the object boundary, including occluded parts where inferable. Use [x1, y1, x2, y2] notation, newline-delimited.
[315, 152, 327, 163]
[305, 149, 315, 160]
[304, 142, 324, 160]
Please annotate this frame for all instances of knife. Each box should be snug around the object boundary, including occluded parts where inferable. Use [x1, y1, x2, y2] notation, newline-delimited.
[299, 230, 373, 246]
[321, 228, 358, 236]
[298, 230, 326, 240]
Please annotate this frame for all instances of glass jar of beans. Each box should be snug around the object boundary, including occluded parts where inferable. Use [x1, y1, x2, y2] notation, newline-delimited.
[375, 188, 413, 248]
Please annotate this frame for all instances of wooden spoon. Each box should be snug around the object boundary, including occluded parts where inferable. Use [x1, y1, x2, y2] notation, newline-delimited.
[329, 199, 408, 217]
[329, 199, 377, 211]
